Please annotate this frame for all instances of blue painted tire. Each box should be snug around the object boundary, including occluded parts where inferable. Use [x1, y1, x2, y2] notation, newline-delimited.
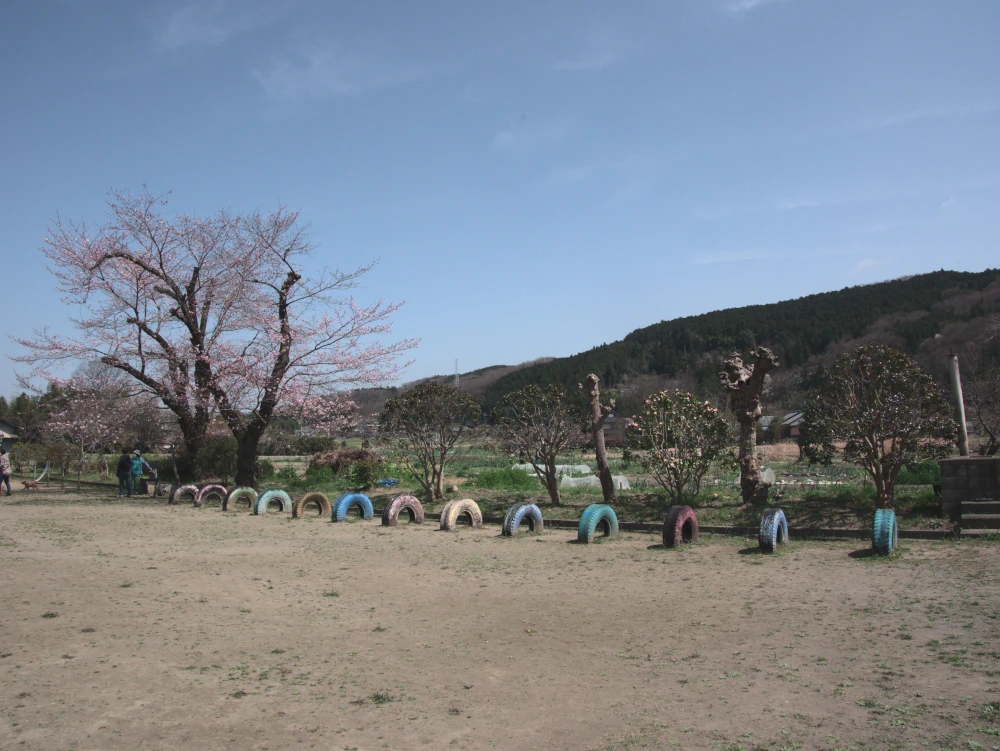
[502, 503, 544, 537]
[578, 504, 619, 543]
[332, 492, 374, 522]
[872, 508, 898, 555]
[254, 489, 292, 515]
[759, 508, 788, 553]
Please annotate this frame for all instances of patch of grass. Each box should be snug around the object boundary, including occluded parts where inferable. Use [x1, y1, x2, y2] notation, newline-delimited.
[472, 468, 539, 491]
[41, 611, 58, 618]
[323, 590, 340, 597]
[231, 690, 247, 699]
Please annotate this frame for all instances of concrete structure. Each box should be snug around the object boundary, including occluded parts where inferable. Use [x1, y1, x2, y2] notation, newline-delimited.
[0, 419, 18, 453]
[560, 475, 631, 490]
[513, 464, 591, 476]
[939, 456, 1000, 522]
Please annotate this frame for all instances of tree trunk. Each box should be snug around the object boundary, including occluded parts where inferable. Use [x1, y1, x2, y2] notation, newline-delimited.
[543, 464, 561, 506]
[581, 374, 616, 504]
[434, 465, 444, 500]
[737, 417, 764, 505]
[234, 429, 262, 487]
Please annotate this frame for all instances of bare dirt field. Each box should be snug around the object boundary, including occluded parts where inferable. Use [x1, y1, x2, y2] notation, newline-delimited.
[2, 489, 999, 751]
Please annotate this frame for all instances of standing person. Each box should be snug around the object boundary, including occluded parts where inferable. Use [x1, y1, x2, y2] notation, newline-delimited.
[0, 447, 11, 496]
[130, 450, 155, 495]
[116, 449, 132, 497]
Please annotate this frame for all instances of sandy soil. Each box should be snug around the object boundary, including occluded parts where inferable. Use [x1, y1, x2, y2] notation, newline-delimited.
[1, 489, 999, 751]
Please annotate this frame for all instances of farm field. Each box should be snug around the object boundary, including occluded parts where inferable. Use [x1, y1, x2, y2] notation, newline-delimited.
[1, 490, 999, 751]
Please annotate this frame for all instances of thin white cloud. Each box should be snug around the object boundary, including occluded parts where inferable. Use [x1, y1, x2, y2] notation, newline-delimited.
[691, 247, 855, 265]
[154, 0, 283, 50]
[725, 0, 792, 14]
[852, 102, 999, 131]
[552, 52, 616, 72]
[848, 258, 879, 276]
[491, 120, 571, 154]
[255, 45, 428, 100]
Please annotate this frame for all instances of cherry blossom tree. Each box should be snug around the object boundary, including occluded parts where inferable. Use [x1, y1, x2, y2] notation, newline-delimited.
[45, 381, 123, 490]
[15, 188, 415, 486]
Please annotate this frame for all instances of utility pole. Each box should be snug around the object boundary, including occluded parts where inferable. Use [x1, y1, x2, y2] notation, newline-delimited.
[454, 359, 460, 390]
[948, 352, 970, 457]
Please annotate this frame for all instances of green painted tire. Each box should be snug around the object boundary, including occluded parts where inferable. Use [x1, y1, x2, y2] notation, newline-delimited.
[578, 504, 619, 543]
[872, 508, 898, 555]
[223, 487, 257, 512]
[255, 489, 292, 515]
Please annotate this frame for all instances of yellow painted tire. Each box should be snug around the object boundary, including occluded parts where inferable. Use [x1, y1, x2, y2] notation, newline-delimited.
[439, 498, 483, 531]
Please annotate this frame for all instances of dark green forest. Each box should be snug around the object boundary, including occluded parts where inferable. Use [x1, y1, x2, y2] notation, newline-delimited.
[483, 269, 1000, 409]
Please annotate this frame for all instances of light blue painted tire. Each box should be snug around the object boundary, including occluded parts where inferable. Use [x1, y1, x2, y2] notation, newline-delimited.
[758, 508, 788, 553]
[254, 489, 292, 515]
[332, 492, 374, 522]
[502, 502, 544, 537]
[578, 504, 619, 543]
[872, 508, 898, 555]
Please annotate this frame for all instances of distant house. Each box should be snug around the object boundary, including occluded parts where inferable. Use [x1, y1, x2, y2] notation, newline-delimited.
[0, 419, 18, 453]
[757, 415, 776, 442]
[779, 411, 805, 440]
[602, 415, 627, 448]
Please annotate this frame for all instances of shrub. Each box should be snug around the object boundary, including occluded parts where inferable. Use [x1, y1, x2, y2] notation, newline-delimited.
[897, 460, 941, 486]
[256, 458, 275, 481]
[309, 448, 383, 475]
[624, 389, 732, 503]
[275, 465, 299, 486]
[345, 460, 381, 491]
[196, 436, 238, 482]
[474, 468, 539, 491]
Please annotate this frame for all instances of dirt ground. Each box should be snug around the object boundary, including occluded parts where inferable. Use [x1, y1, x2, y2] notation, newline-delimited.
[2, 490, 999, 751]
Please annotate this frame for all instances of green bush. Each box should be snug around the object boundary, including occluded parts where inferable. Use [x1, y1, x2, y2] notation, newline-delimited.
[345, 460, 381, 491]
[196, 437, 238, 482]
[275, 465, 299, 486]
[897, 460, 941, 486]
[473, 468, 539, 490]
[256, 458, 275, 480]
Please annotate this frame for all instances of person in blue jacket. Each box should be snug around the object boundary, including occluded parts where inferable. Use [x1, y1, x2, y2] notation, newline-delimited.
[129, 450, 156, 496]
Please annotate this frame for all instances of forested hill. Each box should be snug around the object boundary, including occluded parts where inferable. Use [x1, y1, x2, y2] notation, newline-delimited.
[483, 269, 1000, 408]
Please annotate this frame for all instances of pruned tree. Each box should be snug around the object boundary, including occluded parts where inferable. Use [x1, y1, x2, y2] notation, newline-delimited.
[964, 333, 1000, 456]
[15, 188, 414, 486]
[379, 383, 480, 500]
[580, 374, 616, 503]
[800, 344, 956, 508]
[624, 390, 732, 504]
[719, 347, 778, 505]
[493, 384, 582, 506]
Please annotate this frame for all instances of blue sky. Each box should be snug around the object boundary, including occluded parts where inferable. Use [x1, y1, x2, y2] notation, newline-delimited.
[2, 0, 998, 394]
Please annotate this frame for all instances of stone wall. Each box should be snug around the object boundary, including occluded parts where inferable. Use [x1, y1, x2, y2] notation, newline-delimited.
[939, 456, 1000, 520]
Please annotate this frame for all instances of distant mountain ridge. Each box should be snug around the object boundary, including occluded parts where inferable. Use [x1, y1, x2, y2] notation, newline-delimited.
[482, 269, 1000, 409]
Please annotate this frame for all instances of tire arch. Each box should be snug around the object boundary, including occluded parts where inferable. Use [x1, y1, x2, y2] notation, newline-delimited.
[577, 504, 618, 543]
[381, 494, 424, 526]
[439, 499, 483, 531]
[332, 493, 374, 522]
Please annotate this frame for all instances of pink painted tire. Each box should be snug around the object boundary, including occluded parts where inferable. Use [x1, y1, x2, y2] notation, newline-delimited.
[194, 484, 227, 508]
[381, 494, 425, 526]
[170, 484, 199, 505]
[663, 505, 699, 548]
